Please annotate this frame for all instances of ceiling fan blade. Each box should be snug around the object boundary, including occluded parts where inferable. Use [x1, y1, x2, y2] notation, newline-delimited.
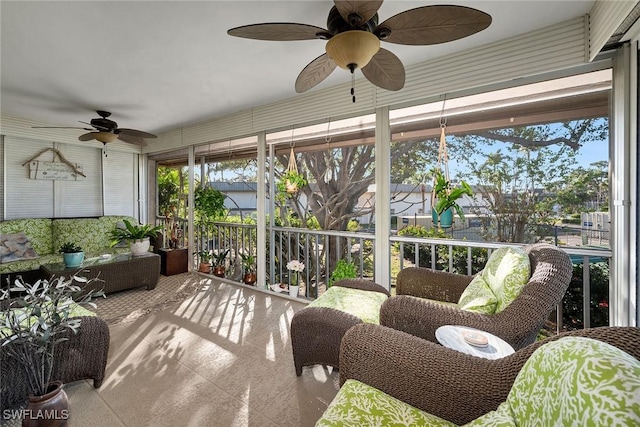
[295, 53, 338, 93]
[228, 23, 330, 41]
[31, 126, 92, 130]
[117, 133, 147, 146]
[78, 132, 97, 142]
[361, 48, 405, 91]
[116, 128, 157, 139]
[334, 1, 383, 26]
[376, 5, 492, 45]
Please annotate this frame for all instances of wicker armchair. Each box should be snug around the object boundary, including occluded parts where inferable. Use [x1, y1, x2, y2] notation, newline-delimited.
[339, 324, 640, 425]
[382, 243, 572, 350]
[1, 315, 110, 410]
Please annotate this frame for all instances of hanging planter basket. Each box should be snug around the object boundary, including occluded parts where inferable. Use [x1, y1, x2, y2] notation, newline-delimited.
[278, 147, 307, 196]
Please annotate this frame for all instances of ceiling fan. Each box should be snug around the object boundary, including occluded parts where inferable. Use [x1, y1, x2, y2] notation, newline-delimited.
[33, 110, 157, 146]
[228, 1, 491, 100]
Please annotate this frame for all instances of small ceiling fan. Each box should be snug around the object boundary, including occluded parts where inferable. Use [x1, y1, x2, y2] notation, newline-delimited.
[228, 1, 491, 100]
[33, 110, 157, 146]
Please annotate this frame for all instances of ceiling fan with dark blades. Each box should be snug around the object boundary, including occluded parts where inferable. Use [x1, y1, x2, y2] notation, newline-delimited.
[33, 110, 157, 146]
[228, 1, 491, 100]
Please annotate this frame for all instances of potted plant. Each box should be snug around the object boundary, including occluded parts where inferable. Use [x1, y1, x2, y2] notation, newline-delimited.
[329, 259, 358, 286]
[431, 168, 473, 229]
[59, 241, 84, 268]
[286, 260, 304, 297]
[110, 219, 163, 256]
[277, 170, 307, 196]
[240, 253, 257, 285]
[195, 250, 212, 273]
[211, 249, 229, 278]
[0, 275, 103, 424]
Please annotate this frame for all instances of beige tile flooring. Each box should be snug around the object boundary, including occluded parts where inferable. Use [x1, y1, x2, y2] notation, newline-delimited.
[57, 279, 339, 426]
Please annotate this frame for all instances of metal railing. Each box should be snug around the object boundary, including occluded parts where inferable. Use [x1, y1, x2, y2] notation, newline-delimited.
[188, 220, 611, 333]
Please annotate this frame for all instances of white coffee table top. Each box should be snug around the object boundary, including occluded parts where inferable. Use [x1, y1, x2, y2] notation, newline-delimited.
[435, 325, 515, 360]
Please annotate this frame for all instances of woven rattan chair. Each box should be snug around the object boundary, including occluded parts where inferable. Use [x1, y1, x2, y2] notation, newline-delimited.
[382, 243, 572, 350]
[338, 324, 640, 425]
[1, 315, 110, 410]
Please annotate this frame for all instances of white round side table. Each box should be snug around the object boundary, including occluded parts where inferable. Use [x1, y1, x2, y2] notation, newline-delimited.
[435, 325, 515, 360]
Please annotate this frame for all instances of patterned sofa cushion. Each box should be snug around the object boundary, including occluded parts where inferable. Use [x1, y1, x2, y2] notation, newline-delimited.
[52, 216, 137, 254]
[0, 232, 39, 263]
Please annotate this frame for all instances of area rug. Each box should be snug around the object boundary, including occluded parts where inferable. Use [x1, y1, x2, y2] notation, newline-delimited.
[90, 272, 206, 325]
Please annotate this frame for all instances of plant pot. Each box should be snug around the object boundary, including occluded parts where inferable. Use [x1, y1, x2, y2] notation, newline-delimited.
[198, 262, 211, 273]
[289, 285, 299, 297]
[243, 272, 257, 286]
[212, 266, 225, 277]
[130, 238, 150, 256]
[432, 208, 453, 229]
[23, 381, 69, 427]
[62, 252, 84, 268]
[285, 179, 298, 194]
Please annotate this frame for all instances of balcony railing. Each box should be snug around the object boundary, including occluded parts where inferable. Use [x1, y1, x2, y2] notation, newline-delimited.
[185, 220, 611, 334]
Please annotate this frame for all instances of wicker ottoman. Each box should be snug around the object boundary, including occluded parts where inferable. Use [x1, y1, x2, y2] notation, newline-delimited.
[290, 279, 389, 376]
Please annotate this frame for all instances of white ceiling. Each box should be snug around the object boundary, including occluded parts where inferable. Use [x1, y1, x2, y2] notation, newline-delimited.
[0, 1, 595, 136]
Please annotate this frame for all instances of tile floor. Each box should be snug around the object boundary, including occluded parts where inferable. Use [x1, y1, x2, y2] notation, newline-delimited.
[5, 279, 340, 426]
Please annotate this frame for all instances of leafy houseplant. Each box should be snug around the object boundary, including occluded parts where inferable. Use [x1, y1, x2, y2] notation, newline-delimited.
[110, 219, 163, 256]
[431, 169, 473, 228]
[195, 250, 212, 273]
[0, 275, 103, 416]
[194, 186, 226, 220]
[329, 259, 358, 286]
[59, 242, 84, 268]
[277, 170, 307, 196]
[211, 249, 230, 278]
[240, 253, 257, 285]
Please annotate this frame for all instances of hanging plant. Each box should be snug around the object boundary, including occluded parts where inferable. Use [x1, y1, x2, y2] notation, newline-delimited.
[277, 146, 307, 196]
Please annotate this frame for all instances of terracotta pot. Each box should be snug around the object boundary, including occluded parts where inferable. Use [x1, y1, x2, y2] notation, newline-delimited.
[212, 266, 225, 277]
[243, 272, 257, 285]
[23, 381, 69, 427]
[198, 262, 211, 273]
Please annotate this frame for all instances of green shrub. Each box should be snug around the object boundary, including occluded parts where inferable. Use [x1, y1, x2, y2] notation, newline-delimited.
[329, 259, 358, 286]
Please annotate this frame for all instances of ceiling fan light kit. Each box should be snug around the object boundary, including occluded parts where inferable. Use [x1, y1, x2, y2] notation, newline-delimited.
[325, 30, 380, 71]
[228, 1, 492, 99]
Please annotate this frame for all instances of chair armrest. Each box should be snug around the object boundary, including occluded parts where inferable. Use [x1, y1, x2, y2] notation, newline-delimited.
[333, 278, 390, 297]
[339, 323, 529, 424]
[396, 267, 472, 302]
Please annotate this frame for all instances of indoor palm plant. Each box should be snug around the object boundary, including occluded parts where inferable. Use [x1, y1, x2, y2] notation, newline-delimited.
[0, 275, 103, 422]
[110, 219, 163, 256]
[431, 168, 473, 229]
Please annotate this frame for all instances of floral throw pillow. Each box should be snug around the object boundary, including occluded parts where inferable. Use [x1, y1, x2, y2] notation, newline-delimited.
[458, 246, 530, 314]
[0, 232, 39, 264]
[457, 274, 498, 314]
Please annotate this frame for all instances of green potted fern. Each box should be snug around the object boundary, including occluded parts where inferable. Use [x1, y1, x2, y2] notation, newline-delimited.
[110, 219, 163, 256]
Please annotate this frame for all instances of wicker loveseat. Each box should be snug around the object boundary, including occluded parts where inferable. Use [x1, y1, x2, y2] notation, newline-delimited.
[0, 216, 137, 284]
[316, 325, 640, 426]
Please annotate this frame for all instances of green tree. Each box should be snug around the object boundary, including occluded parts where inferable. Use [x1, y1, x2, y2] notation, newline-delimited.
[549, 161, 609, 215]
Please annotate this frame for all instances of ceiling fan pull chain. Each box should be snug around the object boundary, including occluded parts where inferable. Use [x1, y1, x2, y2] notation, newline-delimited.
[350, 68, 356, 103]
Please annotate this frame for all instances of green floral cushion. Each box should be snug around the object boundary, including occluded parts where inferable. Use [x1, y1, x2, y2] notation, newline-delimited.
[464, 402, 515, 426]
[316, 379, 455, 427]
[0, 302, 95, 336]
[457, 275, 497, 314]
[505, 337, 640, 425]
[52, 216, 136, 254]
[308, 286, 388, 324]
[0, 218, 52, 255]
[458, 246, 530, 314]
